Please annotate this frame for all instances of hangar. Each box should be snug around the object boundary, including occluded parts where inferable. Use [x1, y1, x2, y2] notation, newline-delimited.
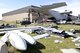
[2, 5, 46, 23]
[2, 2, 67, 23]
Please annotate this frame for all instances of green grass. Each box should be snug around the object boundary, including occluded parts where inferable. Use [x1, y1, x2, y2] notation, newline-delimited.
[58, 24, 80, 30]
[27, 22, 57, 27]
[7, 35, 76, 53]
[37, 36, 76, 53]
[0, 23, 80, 53]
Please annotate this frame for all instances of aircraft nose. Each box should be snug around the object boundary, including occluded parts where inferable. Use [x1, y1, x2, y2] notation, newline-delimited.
[31, 41, 36, 45]
[29, 39, 36, 45]
[19, 46, 27, 50]
[16, 43, 27, 50]
[15, 39, 27, 50]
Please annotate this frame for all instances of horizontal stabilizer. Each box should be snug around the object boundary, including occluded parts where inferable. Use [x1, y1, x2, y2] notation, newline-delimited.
[41, 2, 67, 8]
[33, 33, 49, 40]
[40, 2, 67, 12]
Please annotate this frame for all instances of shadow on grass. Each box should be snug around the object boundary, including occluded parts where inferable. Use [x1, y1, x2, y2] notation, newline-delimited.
[19, 41, 45, 53]
[76, 48, 80, 52]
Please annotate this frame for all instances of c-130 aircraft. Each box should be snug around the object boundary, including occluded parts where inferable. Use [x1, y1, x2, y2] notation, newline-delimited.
[0, 2, 67, 51]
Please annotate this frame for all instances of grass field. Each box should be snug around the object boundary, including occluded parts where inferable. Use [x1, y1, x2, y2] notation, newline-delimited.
[0, 23, 80, 53]
[7, 35, 77, 53]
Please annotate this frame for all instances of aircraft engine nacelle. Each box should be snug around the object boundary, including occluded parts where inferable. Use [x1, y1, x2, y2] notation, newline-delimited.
[11, 30, 36, 45]
[8, 32, 27, 50]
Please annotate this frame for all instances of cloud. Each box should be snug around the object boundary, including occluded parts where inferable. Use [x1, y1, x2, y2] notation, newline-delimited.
[0, 3, 6, 9]
[53, 0, 80, 16]
[0, 0, 80, 19]
[0, 8, 13, 20]
[0, 3, 5, 6]
[67, 0, 80, 15]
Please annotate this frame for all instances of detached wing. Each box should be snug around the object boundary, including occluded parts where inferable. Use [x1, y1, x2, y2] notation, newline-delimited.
[0, 27, 32, 34]
[33, 33, 49, 40]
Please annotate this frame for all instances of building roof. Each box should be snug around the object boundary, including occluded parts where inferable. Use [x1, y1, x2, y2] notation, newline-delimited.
[2, 2, 67, 17]
[2, 5, 40, 16]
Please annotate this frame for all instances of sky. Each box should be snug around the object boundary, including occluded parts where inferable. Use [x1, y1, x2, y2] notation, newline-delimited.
[0, 0, 80, 19]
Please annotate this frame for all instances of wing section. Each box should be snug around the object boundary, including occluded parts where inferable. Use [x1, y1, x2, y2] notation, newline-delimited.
[72, 37, 80, 42]
[33, 33, 49, 40]
[0, 27, 30, 34]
